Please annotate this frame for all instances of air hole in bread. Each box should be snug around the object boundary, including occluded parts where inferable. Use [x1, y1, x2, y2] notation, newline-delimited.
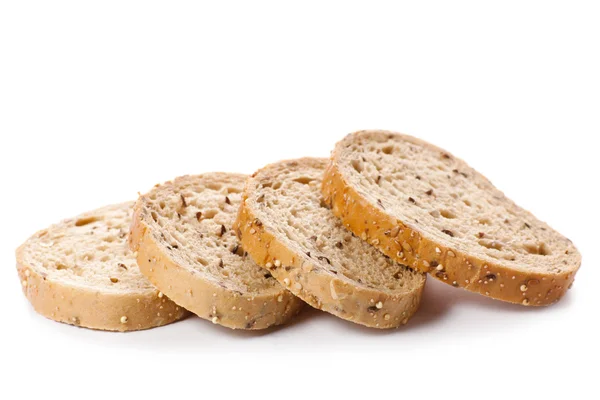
[440, 209, 456, 219]
[56, 263, 68, 270]
[463, 199, 472, 207]
[293, 176, 315, 185]
[382, 145, 394, 154]
[523, 242, 551, 256]
[203, 209, 218, 219]
[351, 159, 363, 173]
[478, 218, 491, 225]
[110, 277, 119, 283]
[196, 257, 209, 266]
[159, 201, 166, 209]
[371, 160, 384, 172]
[206, 182, 222, 191]
[441, 229, 455, 237]
[226, 186, 242, 194]
[478, 239, 504, 251]
[75, 216, 100, 227]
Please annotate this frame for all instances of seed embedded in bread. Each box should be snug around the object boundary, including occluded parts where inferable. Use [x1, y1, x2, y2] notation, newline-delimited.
[234, 158, 425, 329]
[322, 130, 582, 305]
[15, 202, 188, 331]
[129, 173, 304, 330]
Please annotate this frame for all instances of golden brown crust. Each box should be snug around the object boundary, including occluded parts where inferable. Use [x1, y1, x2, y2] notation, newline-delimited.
[16, 244, 188, 332]
[322, 157, 578, 306]
[233, 165, 424, 329]
[129, 199, 304, 330]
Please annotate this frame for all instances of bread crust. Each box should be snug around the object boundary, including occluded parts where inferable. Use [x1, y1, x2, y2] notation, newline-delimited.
[16, 238, 188, 332]
[129, 179, 304, 330]
[234, 159, 425, 329]
[322, 131, 580, 306]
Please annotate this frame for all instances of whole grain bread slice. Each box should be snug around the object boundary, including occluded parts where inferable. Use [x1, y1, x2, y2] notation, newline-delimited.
[129, 173, 304, 330]
[16, 202, 188, 331]
[234, 158, 425, 328]
[322, 130, 581, 306]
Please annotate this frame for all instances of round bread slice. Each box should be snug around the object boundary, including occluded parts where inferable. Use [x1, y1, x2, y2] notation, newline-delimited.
[322, 130, 581, 306]
[129, 173, 304, 330]
[16, 202, 188, 331]
[234, 158, 425, 329]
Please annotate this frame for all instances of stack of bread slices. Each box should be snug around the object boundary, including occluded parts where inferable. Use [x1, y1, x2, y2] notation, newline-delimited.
[16, 130, 581, 331]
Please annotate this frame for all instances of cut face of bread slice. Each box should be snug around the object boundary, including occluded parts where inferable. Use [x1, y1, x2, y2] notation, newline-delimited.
[322, 130, 581, 306]
[234, 158, 425, 328]
[129, 173, 304, 330]
[16, 202, 188, 331]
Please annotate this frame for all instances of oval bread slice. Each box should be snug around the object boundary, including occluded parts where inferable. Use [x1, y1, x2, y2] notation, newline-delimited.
[129, 173, 304, 330]
[322, 130, 581, 306]
[234, 158, 425, 328]
[16, 202, 188, 331]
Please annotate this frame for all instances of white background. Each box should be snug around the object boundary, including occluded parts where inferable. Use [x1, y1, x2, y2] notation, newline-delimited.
[1, 1, 598, 399]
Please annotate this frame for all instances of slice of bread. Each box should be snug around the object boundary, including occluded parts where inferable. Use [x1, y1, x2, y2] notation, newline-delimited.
[129, 173, 304, 330]
[234, 158, 425, 328]
[322, 130, 581, 306]
[16, 202, 188, 331]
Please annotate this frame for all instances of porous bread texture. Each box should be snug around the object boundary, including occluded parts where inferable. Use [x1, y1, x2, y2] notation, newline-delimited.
[16, 202, 188, 331]
[234, 158, 425, 328]
[129, 173, 304, 330]
[322, 130, 581, 306]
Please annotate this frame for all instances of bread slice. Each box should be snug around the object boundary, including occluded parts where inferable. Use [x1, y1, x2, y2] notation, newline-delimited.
[129, 173, 304, 330]
[234, 158, 425, 328]
[322, 130, 581, 306]
[15, 202, 188, 331]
